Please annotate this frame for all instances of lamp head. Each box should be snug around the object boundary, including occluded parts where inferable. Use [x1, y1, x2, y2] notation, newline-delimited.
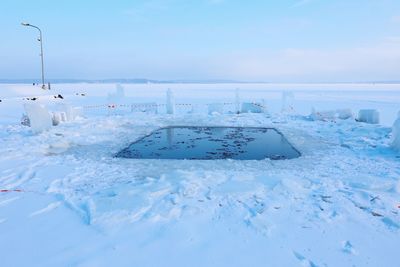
[21, 22, 30, 26]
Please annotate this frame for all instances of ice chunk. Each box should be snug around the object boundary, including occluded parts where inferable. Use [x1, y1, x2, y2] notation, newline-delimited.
[74, 107, 82, 118]
[311, 108, 352, 121]
[72, 107, 83, 119]
[115, 84, 125, 98]
[208, 103, 224, 115]
[50, 108, 79, 125]
[57, 104, 82, 121]
[260, 99, 268, 114]
[337, 109, 353, 120]
[241, 102, 264, 113]
[20, 114, 30, 126]
[23, 103, 52, 133]
[281, 91, 295, 113]
[47, 141, 71, 154]
[235, 88, 241, 114]
[310, 108, 336, 121]
[107, 84, 125, 103]
[358, 109, 379, 124]
[391, 111, 400, 150]
[190, 104, 203, 114]
[52, 112, 61, 126]
[166, 88, 175, 114]
[59, 112, 67, 122]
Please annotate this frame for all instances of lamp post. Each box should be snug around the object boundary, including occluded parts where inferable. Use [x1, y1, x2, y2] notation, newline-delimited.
[21, 22, 46, 89]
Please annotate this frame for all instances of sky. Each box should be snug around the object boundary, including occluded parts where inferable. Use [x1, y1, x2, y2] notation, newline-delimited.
[1, 0, 400, 82]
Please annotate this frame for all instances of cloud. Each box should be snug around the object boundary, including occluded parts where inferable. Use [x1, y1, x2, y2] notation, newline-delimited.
[210, 38, 400, 81]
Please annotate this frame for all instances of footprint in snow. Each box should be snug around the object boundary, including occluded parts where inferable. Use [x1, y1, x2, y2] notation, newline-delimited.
[0, 196, 20, 207]
[10, 168, 36, 188]
[293, 251, 319, 267]
[29, 201, 62, 218]
[342, 240, 356, 255]
[381, 217, 400, 230]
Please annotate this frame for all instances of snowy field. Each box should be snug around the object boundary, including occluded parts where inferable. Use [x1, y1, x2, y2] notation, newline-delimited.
[0, 83, 400, 267]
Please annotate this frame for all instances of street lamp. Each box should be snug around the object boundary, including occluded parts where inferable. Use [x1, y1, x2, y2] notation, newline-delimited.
[21, 22, 46, 90]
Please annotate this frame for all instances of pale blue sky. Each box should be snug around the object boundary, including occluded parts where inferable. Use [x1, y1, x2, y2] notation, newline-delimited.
[1, 0, 400, 82]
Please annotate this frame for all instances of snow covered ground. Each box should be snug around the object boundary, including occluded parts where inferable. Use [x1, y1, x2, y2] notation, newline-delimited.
[0, 83, 399, 267]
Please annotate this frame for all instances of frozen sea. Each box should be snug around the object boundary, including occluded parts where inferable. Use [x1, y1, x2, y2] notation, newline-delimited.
[0, 83, 399, 267]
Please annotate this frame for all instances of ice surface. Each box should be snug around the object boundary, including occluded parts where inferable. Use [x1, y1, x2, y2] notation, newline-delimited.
[0, 83, 399, 267]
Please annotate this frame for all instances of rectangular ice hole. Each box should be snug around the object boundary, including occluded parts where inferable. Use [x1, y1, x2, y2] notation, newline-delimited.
[116, 126, 301, 160]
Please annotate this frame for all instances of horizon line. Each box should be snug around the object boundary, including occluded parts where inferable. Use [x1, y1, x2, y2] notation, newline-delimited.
[1, 78, 400, 85]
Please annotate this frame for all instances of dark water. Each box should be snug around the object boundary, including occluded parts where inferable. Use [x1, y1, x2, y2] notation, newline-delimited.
[116, 126, 300, 160]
